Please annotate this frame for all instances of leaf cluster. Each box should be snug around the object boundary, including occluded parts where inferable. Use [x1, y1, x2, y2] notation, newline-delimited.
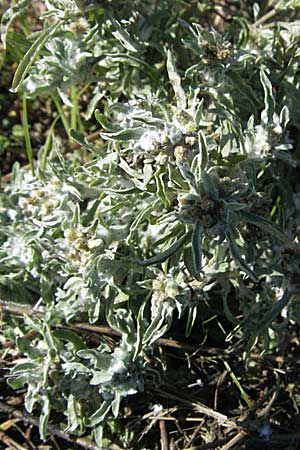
[1, 1, 300, 447]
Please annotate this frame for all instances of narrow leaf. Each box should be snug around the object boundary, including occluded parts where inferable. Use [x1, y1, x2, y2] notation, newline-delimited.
[11, 20, 63, 93]
[241, 211, 289, 243]
[101, 127, 144, 141]
[90, 371, 112, 385]
[111, 392, 121, 418]
[184, 244, 201, 280]
[143, 305, 171, 346]
[198, 130, 208, 171]
[280, 105, 289, 128]
[67, 395, 81, 432]
[202, 172, 219, 200]
[137, 230, 192, 266]
[191, 222, 203, 277]
[89, 401, 111, 427]
[260, 69, 275, 125]
[39, 395, 50, 441]
[185, 304, 198, 337]
[154, 166, 171, 208]
[257, 289, 292, 331]
[94, 109, 115, 131]
[0, 0, 31, 49]
[70, 129, 100, 153]
[226, 227, 258, 282]
[52, 329, 86, 350]
[166, 49, 186, 110]
[108, 14, 140, 53]
[128, 201, 158, 241]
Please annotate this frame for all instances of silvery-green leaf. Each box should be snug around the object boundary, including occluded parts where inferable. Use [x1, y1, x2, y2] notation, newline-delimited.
[198, 130, 208, 172]
[252, 2, 260, 20]
[84, 89, 106, 121]
[25, 387, 39, 413]
[67, 394, 81, 432]
[90, 371, 112, 385]
[111, 392, 121, 418]
[154, 166, 171, 208]
[70, 129, 100, 154]
[39, 395, 50, 441]
[143, 163, 153, 186]
[241, 211, 289, 242]
[52, 329, 86, 350]
[279, 105, 290, 128]
[16, 337, 43, 360]
[184, 244, 199, 279]
[256, 289, 293, 331]
[185, 304, 198, 337]
[224, 201, 247, 212]
[137, 230, 192, 266]
[176, 161, 196, 186]
[62, 362, 90, 374]
[195, 98, 204, 127]
[134, 302, 147, 360]
[57, 88, 73, 107]
[7, 375, 28, 390]
[202, 172, 219, 200]
[166, 50, 186, 110]
[260, 69, 275, 125]
[42, 323, 58, 355]
[11, 362, 39, 374]
[101, 127, 144, 141]
[128, 201, 158, 241]
[103, 53, 157, 78]
[191, 222, 203, 279]
[0, 0, 31, 49]
[119, 158, 144, 180]
[89, 401, 111, 426]
[11, 20, 63, 93]
[276, 0, 300, 9]
[275, 144, 292, 151]
[108, 14, 140, 53]
[94, 109, 116, 131]
[88, 297, 101, 324]
[225, 227, 258, 282]
[94, 424, 104, 447]
[143, 307, 171, 346]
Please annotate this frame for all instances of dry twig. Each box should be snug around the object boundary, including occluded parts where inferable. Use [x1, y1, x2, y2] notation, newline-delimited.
[159, 419, 169, 450]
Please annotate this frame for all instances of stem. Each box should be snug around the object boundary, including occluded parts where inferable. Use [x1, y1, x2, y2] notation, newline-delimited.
[253, 0, 283, 27]
[71, 85, 78, 130]
[40, 115, 60, 171]
[22, 93, 34, 176]
[78, 81, 92, 98]
[267, 0, 280, 7]
[51, 94, 70, 139]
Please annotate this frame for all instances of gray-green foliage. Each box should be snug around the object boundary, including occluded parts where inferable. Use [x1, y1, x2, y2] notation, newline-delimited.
[1, 0, 300, 446]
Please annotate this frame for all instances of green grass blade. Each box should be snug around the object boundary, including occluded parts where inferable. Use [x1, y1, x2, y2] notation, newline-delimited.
[223, 360, 251, 408]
